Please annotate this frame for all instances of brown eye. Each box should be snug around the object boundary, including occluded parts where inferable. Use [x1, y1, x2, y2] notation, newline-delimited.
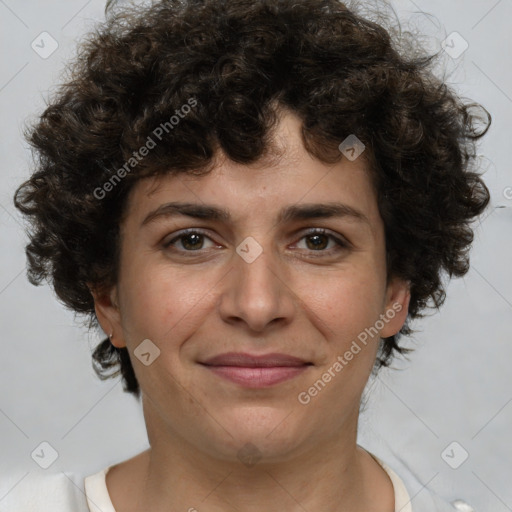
[178, 233, 205, 250]
[305, 233, 329, 250]
[294, 229, 350, 255]
[163, 229, 218, 252]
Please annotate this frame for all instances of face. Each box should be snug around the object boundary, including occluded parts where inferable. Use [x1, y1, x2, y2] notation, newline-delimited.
[93, 109, 409, 464]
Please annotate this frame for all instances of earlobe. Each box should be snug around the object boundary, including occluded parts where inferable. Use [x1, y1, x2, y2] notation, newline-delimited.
[380, 277, 411, 338]
[88, 283, 126, 348]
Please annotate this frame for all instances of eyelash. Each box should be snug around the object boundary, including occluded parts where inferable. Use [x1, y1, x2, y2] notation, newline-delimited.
[162, 228, 349, 257]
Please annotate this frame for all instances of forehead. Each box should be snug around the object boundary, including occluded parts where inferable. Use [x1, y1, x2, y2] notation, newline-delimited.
[123, 110, 380, 230]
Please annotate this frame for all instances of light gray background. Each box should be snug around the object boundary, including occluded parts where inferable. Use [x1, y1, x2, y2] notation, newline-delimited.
[0, 0, 511, 510]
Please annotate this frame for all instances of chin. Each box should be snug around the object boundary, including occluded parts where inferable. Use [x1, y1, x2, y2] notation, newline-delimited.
[203, 407, 312, 462]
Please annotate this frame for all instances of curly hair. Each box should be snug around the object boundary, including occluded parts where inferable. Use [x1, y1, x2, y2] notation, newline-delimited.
[14, 0, 490, 399]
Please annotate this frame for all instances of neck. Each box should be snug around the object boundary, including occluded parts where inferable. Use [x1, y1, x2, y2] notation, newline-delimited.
[124, 405, 385, 512]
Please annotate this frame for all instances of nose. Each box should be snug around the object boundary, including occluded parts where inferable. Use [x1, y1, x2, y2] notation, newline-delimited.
[218, 238, 296, 333]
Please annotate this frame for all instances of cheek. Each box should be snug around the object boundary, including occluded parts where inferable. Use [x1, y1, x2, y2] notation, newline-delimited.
[308, 271, 386, 340]
[119, 259, 214, 343]
[117, 266, 209, 390]
[306, 277, 385, 399]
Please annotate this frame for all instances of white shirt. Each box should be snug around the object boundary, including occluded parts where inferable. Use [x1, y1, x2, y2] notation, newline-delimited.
[0, 450, 470, 511]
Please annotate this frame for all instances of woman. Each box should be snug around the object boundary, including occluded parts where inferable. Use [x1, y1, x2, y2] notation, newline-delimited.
[12, 0, 489, 510]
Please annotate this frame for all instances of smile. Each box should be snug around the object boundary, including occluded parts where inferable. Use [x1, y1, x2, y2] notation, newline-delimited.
[200, 352, 313, 388]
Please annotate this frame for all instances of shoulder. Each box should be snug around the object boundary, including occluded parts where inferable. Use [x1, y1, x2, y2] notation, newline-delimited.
[0, 469, 90, 512]
[362, 446, 477, 512]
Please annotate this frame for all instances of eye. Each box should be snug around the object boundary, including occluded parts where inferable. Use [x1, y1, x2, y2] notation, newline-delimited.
[162, 229, 218, 252]
[293, 228, 349, 254]
[162, 228, 350, 256]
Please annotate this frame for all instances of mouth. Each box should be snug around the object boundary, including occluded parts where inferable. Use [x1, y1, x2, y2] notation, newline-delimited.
[199, 352, 313, 388]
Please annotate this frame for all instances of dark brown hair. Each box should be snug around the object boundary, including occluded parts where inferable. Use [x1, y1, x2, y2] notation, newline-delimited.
[14, 0, 490, 399]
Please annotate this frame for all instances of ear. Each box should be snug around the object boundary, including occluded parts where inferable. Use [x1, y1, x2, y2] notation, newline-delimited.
[380, 276, 411, 338]
[88, 283, 126, 348]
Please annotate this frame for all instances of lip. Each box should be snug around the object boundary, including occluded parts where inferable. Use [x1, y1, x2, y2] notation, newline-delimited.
[200, 352, 312, 388]
[202, 352, 310, 367]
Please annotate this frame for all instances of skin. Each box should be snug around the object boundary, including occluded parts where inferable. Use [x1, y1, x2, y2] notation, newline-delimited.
[91, 108, 410, 512]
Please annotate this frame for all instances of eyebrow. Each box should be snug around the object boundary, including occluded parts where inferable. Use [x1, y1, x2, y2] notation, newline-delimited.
[141, 201, 371, 227]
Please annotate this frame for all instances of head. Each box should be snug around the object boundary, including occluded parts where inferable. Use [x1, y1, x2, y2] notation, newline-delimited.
[14, 0, 489, 441]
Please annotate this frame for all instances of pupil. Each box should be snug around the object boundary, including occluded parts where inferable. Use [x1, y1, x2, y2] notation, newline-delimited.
[183, 234, 203, 250]
[307, 234, 327, 250]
